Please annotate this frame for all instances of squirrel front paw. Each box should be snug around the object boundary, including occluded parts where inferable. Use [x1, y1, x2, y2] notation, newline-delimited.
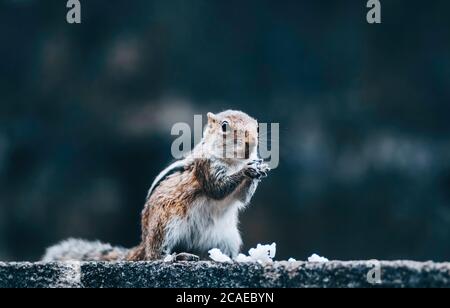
[245, 159, 271, 179]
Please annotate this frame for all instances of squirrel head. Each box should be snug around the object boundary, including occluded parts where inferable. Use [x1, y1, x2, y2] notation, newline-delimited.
[202, 110, 259, 162]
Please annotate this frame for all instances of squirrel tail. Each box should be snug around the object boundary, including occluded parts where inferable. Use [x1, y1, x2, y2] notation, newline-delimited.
[42, 238, 129, 262]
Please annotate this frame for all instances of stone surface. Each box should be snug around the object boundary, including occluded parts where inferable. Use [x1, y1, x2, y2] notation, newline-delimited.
[1, 260, 450, 288]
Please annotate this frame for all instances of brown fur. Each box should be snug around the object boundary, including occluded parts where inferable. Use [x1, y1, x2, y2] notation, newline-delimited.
[127, 167, 202, 260]
[127, 110, 264, 261]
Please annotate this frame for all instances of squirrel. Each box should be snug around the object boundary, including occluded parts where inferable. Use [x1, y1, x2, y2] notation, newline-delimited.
[42, 110, 270, 262]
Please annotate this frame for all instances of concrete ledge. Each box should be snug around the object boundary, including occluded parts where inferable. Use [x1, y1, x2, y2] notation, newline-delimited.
[1, 261, 449, 288]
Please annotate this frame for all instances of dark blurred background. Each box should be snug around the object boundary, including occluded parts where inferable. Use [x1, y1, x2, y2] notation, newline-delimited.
[0, 0, 449, 261]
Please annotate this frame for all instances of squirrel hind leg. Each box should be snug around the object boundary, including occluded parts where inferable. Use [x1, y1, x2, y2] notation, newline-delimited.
[126, 245, 148, 261]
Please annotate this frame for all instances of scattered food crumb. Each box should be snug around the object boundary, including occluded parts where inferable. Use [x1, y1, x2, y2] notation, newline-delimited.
[208, 243, 277, 263]
[248, 243, 276, 264]
[163, 254, 174, 262]
[234, 253, 253, 262]
[208, 248, 232, 262]
[308, 253, 329, 263]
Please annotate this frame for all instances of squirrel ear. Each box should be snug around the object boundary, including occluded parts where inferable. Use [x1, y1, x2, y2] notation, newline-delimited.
[207, 112, 217, 123]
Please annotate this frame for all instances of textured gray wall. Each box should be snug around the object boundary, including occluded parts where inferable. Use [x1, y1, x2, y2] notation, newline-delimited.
[1, 261, 450, 288]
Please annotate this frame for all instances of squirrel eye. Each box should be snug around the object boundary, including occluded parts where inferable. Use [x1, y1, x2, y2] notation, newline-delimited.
[221, 121, 229, 133]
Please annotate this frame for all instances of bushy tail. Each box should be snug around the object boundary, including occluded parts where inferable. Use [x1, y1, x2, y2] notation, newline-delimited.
[42, 238, 129, 262]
